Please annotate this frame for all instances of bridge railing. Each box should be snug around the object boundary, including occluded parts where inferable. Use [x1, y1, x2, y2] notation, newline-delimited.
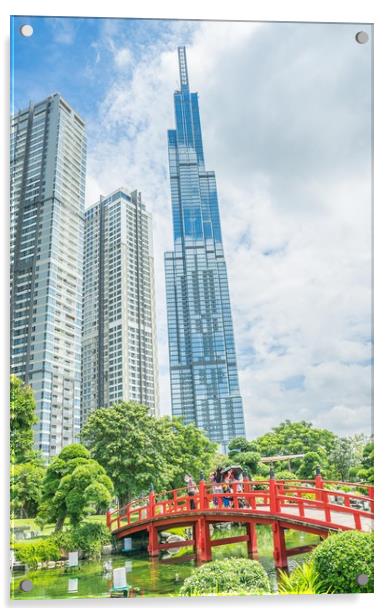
[107, 477, 374, 533]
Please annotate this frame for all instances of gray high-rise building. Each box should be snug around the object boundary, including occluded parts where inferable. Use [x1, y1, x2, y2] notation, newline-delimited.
[164, 48, 246, 452]
[81, 188, 159, 424]
[10, 93, 86, 457]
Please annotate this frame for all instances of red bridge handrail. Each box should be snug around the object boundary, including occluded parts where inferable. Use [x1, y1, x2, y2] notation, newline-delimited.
[106, 477, 374, 533]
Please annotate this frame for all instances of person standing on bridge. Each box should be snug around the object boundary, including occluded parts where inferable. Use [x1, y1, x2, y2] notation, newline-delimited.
[185, 475, 198, 510]
[210, 472, 223, 508]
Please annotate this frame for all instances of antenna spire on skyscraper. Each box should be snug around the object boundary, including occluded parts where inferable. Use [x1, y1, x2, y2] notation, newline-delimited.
[178, 46, 189, 89]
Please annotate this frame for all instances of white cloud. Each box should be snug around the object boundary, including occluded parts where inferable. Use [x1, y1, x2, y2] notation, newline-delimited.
[48, 19, 77, 45]
[85, 20, 372, 438]
[113, 47, 133, 68]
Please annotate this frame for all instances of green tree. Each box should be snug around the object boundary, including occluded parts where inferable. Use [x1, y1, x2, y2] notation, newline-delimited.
[356, 441, 374, 483]
[298, 452, 322, 478]
[253, 420, 336, 476]
[160, 417, 217, 488]
[229, 451, 261, 475]
[228, 437, 253, 454]
[81, 402, 217, 503]
[37, 444, 113, 531]
[10, 375, 38, 463]
[81, 402, 175, 504]
[11, 461, 45, 518]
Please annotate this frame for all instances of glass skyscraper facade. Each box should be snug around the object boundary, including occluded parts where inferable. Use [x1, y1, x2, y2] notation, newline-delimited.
[81, 188, 159, 425]
[10, 94, 86, 457]
[164, 47, 246, 451]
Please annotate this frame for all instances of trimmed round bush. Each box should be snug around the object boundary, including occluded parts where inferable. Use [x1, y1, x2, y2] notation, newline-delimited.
[179, 557, 271, 596]
[311, 531, 374, 593]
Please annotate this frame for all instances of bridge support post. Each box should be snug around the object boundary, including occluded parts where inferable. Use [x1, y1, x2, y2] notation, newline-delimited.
[148, 524, 159, 558]
[195, 516, 212, 562]
[246, 521, 258, 559]
[368, 486, 374, 513]
[272, 521, 288, 570]
[315, 467, 331, 522]
[269, 469, 280, 513]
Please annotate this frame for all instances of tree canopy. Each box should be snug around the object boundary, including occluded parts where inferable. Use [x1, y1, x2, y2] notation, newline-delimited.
[81, 401, 217, 504]
[227, 421, 372, 481]
[11, 461, 45, 519]
[37, 444, 113, 531]
[10, 375, 38, 464]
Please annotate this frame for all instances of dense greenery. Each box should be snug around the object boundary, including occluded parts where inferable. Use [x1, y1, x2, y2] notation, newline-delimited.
[228, 421, 373, 482]
[11, 462, 45, 518]
[14, 538, 61, 569]
[278, 561, 331, 594]
[53, 522, 112, 559]
[10, 375, 38, 464]
[10, 376, 45, 519]
[179, 558, 271, 596]
[37, 444, 113, 531]
[354, 442, 374, 483]
[13, 522, 111, 566]
[311, 531, 374, 593]
[81, 402, 217, 504]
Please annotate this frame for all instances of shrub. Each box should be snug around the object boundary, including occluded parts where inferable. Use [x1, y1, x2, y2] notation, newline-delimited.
[53, 521, 111, 559]
[278, 561, 331, 594]
[275, 471, 297, 481]
[311, 531, 374, 593]
[179, 557, 271, 596]
[14, 539, 60, 569]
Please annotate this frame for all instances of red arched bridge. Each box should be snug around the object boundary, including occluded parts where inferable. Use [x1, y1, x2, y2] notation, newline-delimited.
[106, 472, 374, 569]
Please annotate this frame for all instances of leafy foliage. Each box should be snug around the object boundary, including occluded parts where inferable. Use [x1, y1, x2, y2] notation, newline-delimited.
[311, 531, 374, 593]
[228, 437, 255, 454]
[228, 423, 373, 484]
[53, 522, 112, 559]
[81, 402, 216, 503]
[11, 462, 45, 518]
[274, 470, 297, 481]
[253, 421, 336, 477]
[37, 444, 113, 531]
[328, 434, 369, 481]
[278, 560, 331, 594]
[160, 417, 217, 488]
[229, 451, 262, 475]
[356, 441, 374, 483]
[14, 539, 60, 569]
[298, 452, 322, 478]
[179, 558, 271, 596]
[10, 375, 38, 464]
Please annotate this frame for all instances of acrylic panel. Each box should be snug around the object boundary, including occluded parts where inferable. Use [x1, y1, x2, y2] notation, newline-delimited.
[10, 16, 373, 600]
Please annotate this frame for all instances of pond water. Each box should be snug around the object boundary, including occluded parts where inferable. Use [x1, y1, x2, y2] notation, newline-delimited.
[11, 526, 318, 600]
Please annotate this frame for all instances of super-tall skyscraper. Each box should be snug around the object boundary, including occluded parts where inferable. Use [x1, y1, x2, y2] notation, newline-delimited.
[164, 47, 246, 451]
[81, 188, 159, 424]
[10, 94, 86, 457]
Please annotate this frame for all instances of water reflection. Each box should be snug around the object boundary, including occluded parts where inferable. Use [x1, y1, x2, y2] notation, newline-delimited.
[11, 527, 317, 600]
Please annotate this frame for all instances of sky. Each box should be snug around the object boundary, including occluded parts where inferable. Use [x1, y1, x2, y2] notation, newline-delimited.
[10, 16, 373, 439]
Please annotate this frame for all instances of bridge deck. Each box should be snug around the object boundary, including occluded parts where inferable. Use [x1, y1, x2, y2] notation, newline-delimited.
[256, 504, 373, 532]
